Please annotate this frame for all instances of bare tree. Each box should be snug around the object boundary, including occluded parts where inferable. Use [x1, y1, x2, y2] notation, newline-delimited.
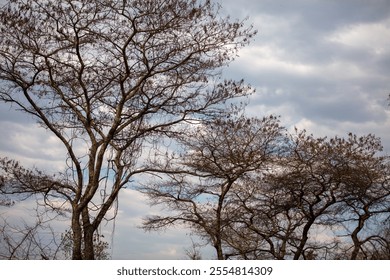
[0, 0, 255, 259]
[267, 130, 344, 259]
[60, 229, 110, 260]
[225, 177, 307, 259]
[141, 114, 285, 259]
[366, 223, 390, 259]
[227, 130, 390, 260]
[0, 205, 64, 260]
[184, 238, 203, 260]
[326, 134, 390, 259]
[0, 157, 64, 259]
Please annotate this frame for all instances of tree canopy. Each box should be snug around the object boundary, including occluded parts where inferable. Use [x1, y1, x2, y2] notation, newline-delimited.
[0, 0, 255, 259]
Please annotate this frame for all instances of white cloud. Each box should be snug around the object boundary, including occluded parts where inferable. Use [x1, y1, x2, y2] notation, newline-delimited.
[0, 120, 67, 171]
[238, 45, 315, 76]
[327, 18, 390, 55]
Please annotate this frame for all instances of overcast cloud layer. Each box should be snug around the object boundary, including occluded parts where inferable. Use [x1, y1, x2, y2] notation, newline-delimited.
[223, 0, 390, 153]
[0, 0, 389, 259]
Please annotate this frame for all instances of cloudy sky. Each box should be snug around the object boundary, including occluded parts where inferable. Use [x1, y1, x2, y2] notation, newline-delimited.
[1, 0, 390, 259]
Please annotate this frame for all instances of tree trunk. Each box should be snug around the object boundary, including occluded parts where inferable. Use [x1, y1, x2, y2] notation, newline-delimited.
[214, 238, 224, 260]
[82, 208, 95, 260]
[71, 213, 83, 260]
[83, 227, 95, 260]
[350, 210, 370, 260]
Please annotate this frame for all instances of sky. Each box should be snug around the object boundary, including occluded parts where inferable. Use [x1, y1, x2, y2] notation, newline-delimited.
[1, 0, 390, 259]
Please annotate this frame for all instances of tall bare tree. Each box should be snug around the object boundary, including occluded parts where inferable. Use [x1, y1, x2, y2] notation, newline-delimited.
[0, 0, 255, 259]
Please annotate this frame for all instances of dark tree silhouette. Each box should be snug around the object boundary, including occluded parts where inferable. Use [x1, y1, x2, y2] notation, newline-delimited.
[141, 114, 285, 259]
[225, 131, 390, 259]
[0, 0, 255, 259]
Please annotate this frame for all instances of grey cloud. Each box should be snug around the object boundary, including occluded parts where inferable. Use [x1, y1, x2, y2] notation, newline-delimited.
[0, 102, 37, 125]
[294, 90, 388, 123]
[223, 0, 390, 27]
[221, 0, 390, 142]
[224, 0, 390, 66]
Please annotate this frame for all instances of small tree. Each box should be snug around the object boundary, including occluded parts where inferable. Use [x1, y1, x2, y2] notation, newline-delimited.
[0, 158, 65, 259]
[184, 239, 203, 260]
[0, 205, 64, 260]
[0, 0, 255, 259]
[60, 229, 110, 260]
